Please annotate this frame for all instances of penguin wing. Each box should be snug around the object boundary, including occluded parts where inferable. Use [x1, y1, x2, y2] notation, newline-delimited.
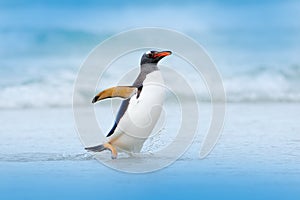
[105, 74, 146, 138]
[92, 86, 141, 103]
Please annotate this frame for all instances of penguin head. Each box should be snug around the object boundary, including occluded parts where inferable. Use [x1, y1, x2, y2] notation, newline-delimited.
[140, 50, 172, 65]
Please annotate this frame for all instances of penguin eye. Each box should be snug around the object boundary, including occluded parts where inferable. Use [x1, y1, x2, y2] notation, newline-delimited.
[146, 51, 153, 58]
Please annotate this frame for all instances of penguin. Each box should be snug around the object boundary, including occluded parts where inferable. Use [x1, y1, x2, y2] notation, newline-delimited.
[85, 50, 172, 159]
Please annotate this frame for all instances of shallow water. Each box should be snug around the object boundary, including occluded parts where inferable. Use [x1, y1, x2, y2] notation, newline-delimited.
[1, 103, 299, 199]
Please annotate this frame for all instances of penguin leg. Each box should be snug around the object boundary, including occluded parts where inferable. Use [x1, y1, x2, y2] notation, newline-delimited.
[103, 143, 118, 159]
[92, 86, 138, 103]
[85, 143, 118, 159]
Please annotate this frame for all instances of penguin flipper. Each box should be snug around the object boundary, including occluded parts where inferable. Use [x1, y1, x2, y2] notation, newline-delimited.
[85, 143, 118, 159]
[92, 86, 138, 103]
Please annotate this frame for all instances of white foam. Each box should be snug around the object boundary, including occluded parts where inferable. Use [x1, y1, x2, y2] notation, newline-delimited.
[1, 65, 300, 109]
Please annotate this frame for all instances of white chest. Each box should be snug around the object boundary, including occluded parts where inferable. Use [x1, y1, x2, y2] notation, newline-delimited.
[110, 71, 165, 152]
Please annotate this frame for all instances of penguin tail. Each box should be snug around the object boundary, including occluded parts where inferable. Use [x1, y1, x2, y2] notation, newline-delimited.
[85, 143, 118, 159]
[85, 144, 106, 152]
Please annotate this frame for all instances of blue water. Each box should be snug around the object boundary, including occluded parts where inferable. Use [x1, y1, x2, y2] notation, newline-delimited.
[1, 1, 299, 63]
[1, 1, 300, 199]
[1, 160, 299, 200]
[1, 104, 299, 200]
[1, 0, 300, 107]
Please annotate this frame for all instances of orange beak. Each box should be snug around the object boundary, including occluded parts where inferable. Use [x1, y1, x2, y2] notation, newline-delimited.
[153, 51, 172, 58]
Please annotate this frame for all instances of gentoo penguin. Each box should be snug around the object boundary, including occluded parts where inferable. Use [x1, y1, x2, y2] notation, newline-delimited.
[85, 50, 172, 159]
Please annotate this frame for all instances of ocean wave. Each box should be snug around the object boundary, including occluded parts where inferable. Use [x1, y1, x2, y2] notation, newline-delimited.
[0, 65, 300, 109]
[0, 69, 76, 108]
[223, 65, 300, 102]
